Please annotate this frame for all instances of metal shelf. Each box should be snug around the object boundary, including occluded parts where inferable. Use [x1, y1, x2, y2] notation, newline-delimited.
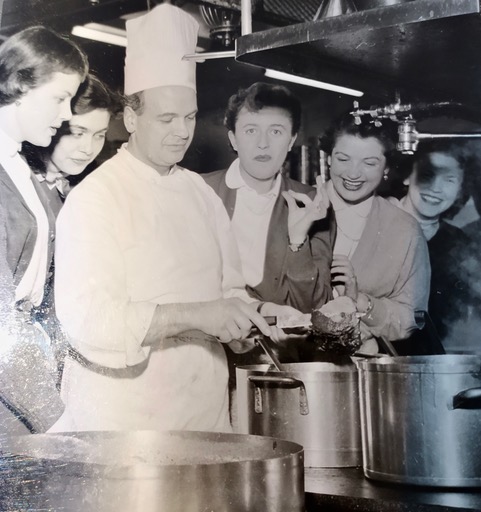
[235, 0, 481, 113]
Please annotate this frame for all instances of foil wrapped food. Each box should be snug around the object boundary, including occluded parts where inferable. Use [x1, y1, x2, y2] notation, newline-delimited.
[311, 296, 362, 355]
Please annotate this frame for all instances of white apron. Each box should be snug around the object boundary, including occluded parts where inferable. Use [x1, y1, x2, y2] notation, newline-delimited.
[52, 334, 230, 432]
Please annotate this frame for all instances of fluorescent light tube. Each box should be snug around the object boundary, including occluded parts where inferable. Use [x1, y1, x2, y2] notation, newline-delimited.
[72, 23, 127, 47]
[264, 69, 363, 97]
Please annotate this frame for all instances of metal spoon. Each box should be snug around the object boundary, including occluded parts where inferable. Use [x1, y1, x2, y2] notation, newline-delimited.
[254, 336, 284, 372]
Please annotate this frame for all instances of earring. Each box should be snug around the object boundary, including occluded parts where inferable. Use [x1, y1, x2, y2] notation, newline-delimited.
[383, 171, 389, 181]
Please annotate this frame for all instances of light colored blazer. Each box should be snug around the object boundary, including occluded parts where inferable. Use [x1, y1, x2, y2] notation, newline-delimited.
[351, 195, 431, 342]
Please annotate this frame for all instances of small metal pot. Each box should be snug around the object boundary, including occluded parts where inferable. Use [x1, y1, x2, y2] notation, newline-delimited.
[357, 355, 481, 487]
[236, 362, 362, 468]
[0, 430, 305, 511]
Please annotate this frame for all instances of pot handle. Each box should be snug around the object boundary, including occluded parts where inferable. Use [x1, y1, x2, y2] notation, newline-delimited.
[248, 375, 301, 387]
[452, 387, 481, 410]
[248, 375, 309, 416]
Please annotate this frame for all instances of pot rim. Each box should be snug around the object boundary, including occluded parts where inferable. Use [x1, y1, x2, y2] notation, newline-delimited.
[1, 430, 305, 472]
[236, 362, 358, 374]
[356, 354, 481, 373]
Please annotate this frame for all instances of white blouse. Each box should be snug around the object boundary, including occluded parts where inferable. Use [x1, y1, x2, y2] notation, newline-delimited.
[326, 179, 374, 259]
[226, 158, 281, 287]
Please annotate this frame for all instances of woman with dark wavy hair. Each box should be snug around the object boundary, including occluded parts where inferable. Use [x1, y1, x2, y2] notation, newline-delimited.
[320, 113, 430, 354]
[24, 74, 121, 217]
[0, 26, 88, 434]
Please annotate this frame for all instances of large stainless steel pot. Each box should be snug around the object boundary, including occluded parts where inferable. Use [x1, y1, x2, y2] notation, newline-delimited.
[357, 355, 481, 487]
[236, 362, 362, 467]
[0, 430, 304, 511]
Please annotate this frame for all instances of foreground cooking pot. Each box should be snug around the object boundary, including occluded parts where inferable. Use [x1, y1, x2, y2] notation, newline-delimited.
[357, 355, 481, 487]
[236, 362, 362, 467]
[0, 430, 304, 511]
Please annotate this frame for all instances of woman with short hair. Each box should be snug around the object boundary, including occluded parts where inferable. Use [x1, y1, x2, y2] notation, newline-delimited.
[0, 25, 88, 434]
[205, 82, 333, 314]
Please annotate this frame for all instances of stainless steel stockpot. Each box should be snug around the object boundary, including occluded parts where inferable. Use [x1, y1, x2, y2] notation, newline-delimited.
[357, 355, 481, 487]
[236, 362, 362, 468]
[1, 430, 305, 511]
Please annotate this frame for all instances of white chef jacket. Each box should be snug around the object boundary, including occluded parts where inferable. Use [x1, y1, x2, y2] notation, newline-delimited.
[51, 145, 250, 433]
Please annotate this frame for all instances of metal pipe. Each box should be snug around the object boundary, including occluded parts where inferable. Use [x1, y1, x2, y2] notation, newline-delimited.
[417, 132, 481, 140]
[241, 0, 252, 35]
[183, 50, 236, 61]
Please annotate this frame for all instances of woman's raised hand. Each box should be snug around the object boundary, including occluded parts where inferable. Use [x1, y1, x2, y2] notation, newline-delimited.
[282, 177, 330, 245]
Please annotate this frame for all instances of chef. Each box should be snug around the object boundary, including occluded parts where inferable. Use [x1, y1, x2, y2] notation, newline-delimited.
[50, 3, 296, 433]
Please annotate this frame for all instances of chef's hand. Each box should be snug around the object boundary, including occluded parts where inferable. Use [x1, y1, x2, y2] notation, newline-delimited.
[261, 302, 303, 343]
[282, 177, 330, 246]
[331, 254, 358, 301]
[227, 303, 304, 354]
[195, 298, 272, 345]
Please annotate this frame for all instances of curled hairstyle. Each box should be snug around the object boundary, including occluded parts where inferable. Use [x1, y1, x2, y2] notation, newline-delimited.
[0, 26, 88, 107]
[320, 112, 399, 169]
[70, 74, 122, 117]
[464, 140, 481, 216]
[224, 82, 302, 135]
[44, 74, 122, 148]
[23, 74, 120, 171]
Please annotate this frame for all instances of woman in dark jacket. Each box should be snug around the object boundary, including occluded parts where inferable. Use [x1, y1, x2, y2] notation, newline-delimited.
[204, 82, 334, 315]
[0, 25, 88, 433]
[203, 83, 334, 408]
[393, 141, 480, 353]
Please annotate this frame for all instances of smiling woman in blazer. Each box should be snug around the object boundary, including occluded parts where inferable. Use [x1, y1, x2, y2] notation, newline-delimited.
[0, 25, 88, 434]
[321, 113, 431, 354]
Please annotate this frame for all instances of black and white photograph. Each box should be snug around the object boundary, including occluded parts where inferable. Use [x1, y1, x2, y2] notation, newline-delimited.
[1, 0, 481, 510]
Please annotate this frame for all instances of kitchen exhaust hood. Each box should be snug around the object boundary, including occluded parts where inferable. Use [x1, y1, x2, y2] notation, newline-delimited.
[235, 0, 481, 114]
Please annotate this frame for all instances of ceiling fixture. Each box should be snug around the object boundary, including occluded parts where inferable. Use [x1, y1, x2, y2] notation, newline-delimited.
[264, 69, 364, 97]
[351, 99, 481, 153]
[199, 4, 241, 48]
[71, 23, 127, 47]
